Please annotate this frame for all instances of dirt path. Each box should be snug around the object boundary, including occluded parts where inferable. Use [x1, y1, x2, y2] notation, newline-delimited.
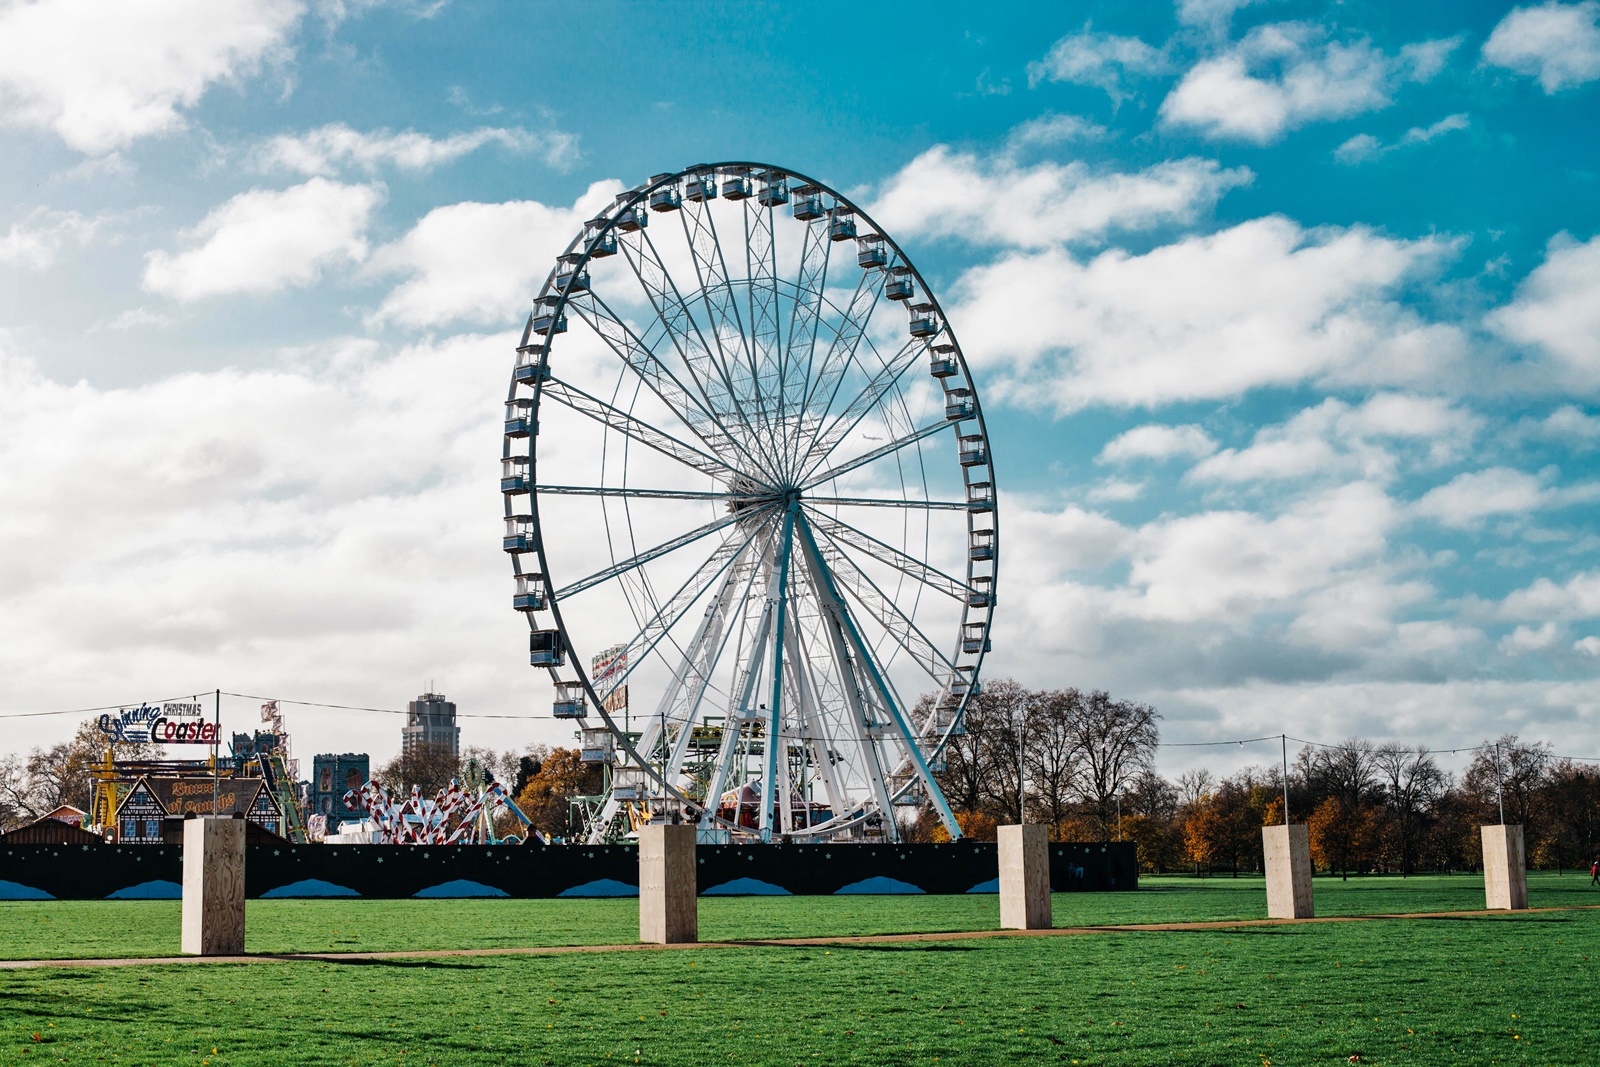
[3, 904, 1593, 971]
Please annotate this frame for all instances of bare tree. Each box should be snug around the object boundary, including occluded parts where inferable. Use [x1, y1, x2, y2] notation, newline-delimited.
[1125, 768, 1179, 820]
[1066, 691, 1160, 840]
[1024, 687, 1081, 829]
[1177, 768, 1215, 807]
[1373, 744, 1447, 876]
[1465, 734, 1550, 825]
[379, 742, 461, 797]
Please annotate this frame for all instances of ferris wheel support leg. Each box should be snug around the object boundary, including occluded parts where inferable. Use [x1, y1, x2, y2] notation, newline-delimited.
[797, 529, 898, 839]
[795, 511, 964, 842]
[759, 501, 798, 843]
[784, 618, 848, 827]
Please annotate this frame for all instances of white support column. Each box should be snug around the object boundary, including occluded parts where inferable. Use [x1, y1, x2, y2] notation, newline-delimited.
[998, 824, 1051, 930]
[181, 816, 246, 955]
[1262, 824, 1314, 919]
[1481, 824, 1528, 911]
[640, 823, 698, 944]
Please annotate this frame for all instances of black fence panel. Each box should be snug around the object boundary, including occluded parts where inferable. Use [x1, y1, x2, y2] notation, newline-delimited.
[1, 840, 1136, 900]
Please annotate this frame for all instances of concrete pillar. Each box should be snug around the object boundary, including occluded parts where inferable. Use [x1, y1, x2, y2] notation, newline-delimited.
[639, 823, 697, 944]
[1481, 824, 1528, 911]
[1262, 824, 1314, 919]
[181, 816, 246, 955]
[998, 823, 1051, 930]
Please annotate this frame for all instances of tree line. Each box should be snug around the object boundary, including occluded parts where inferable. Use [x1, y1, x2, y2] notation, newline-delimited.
[915, 679, 1600, 876]
[7, 694, 1598, 872]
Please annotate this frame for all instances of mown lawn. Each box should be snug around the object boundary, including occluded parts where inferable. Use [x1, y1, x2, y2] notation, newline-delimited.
[2, 871, 1596, 961]
[3, 907, 1596, 1066]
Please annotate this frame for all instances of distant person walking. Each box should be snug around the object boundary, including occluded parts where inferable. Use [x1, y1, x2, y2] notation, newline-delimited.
[1590, 858, 1599, 887]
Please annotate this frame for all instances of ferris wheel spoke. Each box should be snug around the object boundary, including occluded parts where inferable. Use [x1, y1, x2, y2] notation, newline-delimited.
[745, 196, 784, 430]
[811, 526, 957, 679]
[565, 291, 748, 467]
[617, 228, 786, 483]
[806, 511, 975, 602]
[538, 484, 761, 503]
[804, 494, 967, 510]
[801, 418, 951, 492]
[796, 267, 887, 446]
[595, 513, 778, 704]
[679, 197, 766, 431]
[778, 216, 833, 469]
[799, 337, 924, 479]
[539, 377, 741, 481]
[554, 509, 760, 601]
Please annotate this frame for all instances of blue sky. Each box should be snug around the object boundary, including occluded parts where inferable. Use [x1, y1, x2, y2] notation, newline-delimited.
[1, 0, 1597, 775]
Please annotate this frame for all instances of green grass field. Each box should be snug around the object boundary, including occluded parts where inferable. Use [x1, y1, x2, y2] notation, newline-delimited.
[1, 872, 1595, 961]
[3, 874, 1597, 1065]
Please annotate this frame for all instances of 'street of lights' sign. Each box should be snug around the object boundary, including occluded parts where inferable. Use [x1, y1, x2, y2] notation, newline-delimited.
[98, 702, 217, 744]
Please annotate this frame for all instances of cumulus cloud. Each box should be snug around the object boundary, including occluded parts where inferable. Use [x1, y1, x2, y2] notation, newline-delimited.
[1122, 481, 1395, 624]
[1098, 424, 1217, 464]
[367, 180, 621, 329]
[1333, 113, 1470, 165]
[1502, 569, 1600, 620]
[1190, 394, 1481, 484]
[1160, 23, 1459, 143]
[0, 333, 554, 758]
[0, 0, 303, 154]
[254, 123, 579, 177]
[949, 215, 1463, 411]
[870, 146, 1251, 250]
[0, 208, 104, 270]
[1006, 112, 1108, 148]
[1488, 233, 1600, 391]
[1500, 621, 1562, 654]
[1482, 1, 1600, 92]
[1576, 635, 1600, 656]
[1522, 405, 1600, 447]
[1176, 0, 1267, 33]
[1027, 27, 1172, 102]
[143, 178, 382, 300]
[1413, 467, 1557, 528]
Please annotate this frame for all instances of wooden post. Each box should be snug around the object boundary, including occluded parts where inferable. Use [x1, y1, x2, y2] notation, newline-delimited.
[1481, 824, 1528, 911]
[639, 823, 697, 944]
[181, 816, 246, 955]
[998, 823, 1051, 930]
[1262, 824, 1313, 919]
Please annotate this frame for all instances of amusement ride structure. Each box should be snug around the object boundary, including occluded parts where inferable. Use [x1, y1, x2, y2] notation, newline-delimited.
[503, 162, 997, 844]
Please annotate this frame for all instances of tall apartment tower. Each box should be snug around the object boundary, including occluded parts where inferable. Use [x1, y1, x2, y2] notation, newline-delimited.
[402, 692, 460, 757]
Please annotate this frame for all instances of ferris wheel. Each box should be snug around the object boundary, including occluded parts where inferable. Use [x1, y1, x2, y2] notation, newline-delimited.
[502, 162, 997, 844]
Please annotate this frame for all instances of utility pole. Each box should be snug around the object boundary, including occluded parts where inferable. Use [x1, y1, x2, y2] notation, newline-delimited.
[1281, 733, 1290, 825]
[212, 689, 221, 816]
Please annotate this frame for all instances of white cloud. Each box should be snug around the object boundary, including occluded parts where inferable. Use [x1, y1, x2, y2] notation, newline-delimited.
[1006, 112, 1108, 148]
[1190, 394, 1481, 484]
[949, 215, 1463, 411]
[0, 334, 558, 759]
[1027, 27, 1172, 102]
[1482, 1, 1600, 92]
[0, 0, 303, 154]
[1334, 112, 1469, 164]
[1576, 635, 1600, 656]
[143, 178, 382, 301]
[1414, 467, 1548, 528]
[0, 208, 103, 270]
[1488, 233, 1600, 391]
[1500, 621, 1562, 653]
[1087, 478, 1145, 503]
[368, 180, 621, 329]
[1160, 23, 1459, 143]
[1123, 481, 1395, 623]
[1176, 0, 1267, 32]
[1098, 423, 1217, 464]
[870, 146, 1251, 250]
[1502, 569, 1600, 620]
[1523, 404, 1600, 447]
[254, 123, 579, 177]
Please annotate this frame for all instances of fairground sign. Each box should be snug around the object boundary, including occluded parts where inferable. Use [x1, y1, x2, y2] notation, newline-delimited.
[97, 701, 216, 744]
